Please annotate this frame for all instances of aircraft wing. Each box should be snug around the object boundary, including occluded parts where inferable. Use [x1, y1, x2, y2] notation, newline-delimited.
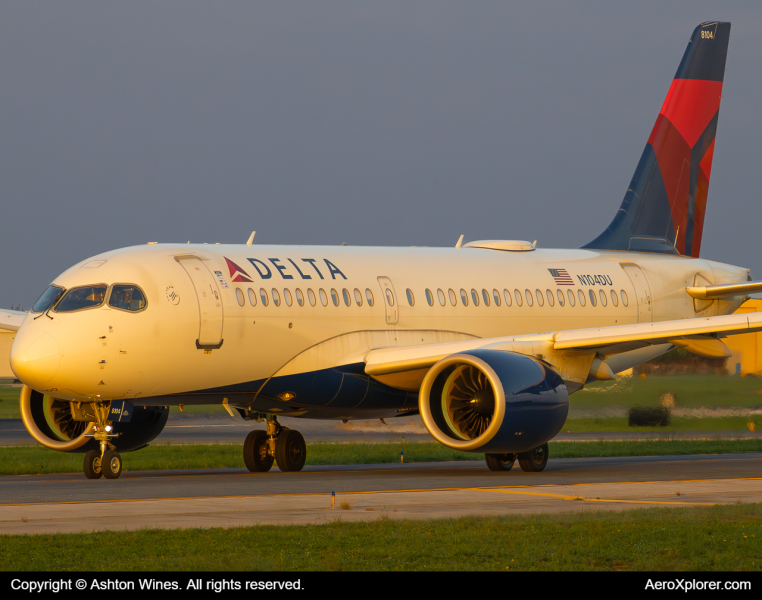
[365, 311, 762, 390]
[0, 309, 27, 332]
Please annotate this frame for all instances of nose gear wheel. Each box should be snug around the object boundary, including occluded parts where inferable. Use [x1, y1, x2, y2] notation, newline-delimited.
[83, 450, 103, 479]
[443, 365, 495, 440]
[102, 449, 122, 479]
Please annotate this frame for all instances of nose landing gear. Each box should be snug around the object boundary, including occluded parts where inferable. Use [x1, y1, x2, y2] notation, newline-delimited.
[82, 401, 122, 480]
[243, 415, 307, 473]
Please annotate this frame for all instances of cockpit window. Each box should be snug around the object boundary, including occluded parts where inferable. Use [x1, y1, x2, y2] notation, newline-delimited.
[109, 285, 147, 311]
[31, 285, 65, 313]
[54, 285, 107, 313]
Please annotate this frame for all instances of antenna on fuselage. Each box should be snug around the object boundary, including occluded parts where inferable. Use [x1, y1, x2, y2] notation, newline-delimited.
[246, 231, 256, 246]
[455, 234, 464, 249]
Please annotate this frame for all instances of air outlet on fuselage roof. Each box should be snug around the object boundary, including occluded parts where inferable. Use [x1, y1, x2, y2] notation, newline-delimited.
[462, 240, 536, 252]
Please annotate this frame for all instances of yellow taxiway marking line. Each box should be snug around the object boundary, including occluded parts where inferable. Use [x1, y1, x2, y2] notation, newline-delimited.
[481, 488, 718, 506]
[2, 477, 760, 507]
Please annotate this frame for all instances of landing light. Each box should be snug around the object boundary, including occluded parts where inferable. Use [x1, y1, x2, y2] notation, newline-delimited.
[105, 425, 112, 432]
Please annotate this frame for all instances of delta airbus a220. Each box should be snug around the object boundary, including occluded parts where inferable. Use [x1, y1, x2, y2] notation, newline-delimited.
[3, 22, 761, 479]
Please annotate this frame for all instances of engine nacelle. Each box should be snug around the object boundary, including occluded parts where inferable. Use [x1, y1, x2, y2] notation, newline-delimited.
[419, 350, 569, 454]
[19, 385, 169, 453]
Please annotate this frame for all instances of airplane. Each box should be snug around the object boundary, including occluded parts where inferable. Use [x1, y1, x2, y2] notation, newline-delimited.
[2, 21, 761, 480]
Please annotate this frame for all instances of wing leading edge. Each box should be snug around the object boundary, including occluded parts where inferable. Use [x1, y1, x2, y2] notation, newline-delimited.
[365, 311, 762, 391]
[0, 309, 26, 332]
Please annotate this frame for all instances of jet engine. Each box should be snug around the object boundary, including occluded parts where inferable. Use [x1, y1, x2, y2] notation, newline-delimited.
[419, 350, 568, 454]
[19, 385, 169, 453]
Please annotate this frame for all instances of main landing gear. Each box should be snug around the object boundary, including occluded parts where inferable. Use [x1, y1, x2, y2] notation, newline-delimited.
[485, 442, 549, 473]
[243, 415, 306, 473]
[83, 401, 122, 480]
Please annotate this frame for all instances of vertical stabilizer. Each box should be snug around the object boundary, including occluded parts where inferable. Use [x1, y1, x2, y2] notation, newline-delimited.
[583, 22, 730, 256]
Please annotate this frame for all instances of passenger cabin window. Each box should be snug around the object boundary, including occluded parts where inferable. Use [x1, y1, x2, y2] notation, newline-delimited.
[492, 289, 501, 306]
[308, 288, 317, 306]
[437, 289, 446, 306]
[577, 289, 586, 306]
[319, 289, 328, 306]
[589, 290, 597, 307]
[109, 285, 147, 312]
[546, 289, 554, 307]
[343, 288, 351, 306]
[32, 285, 65, 313]
[621, 290, 628, 307]
[385, 289, 394, 306]
[599, 289, 607, 307]
[470, 289, 479, 306]
[366, 289, 375, 306]
[556, 289, 565, 306]
[567, 289, 575, 307]
[425, 289, 434, 306]
[525, 289, 533, 307]
[295, 288, 304, 307]
[406, 289, 415, 306]
[448, 289, 457, 306]
[248, 288, 257, 306]
[610, 290, 618, 307]
[460, 289, 469, 306]
[284, 289, 293, 307]
[235, 288, 245, 306]
[260, 288, 269, 306]
[55, 285, 107, 313]
[535, 289, 544, 307]
[503, 289, 512, 306]
[354, 289, 363, 306]
[330, 289, 340, 307]
[514, 289, 522, 306]
[272, 288, 281, 307]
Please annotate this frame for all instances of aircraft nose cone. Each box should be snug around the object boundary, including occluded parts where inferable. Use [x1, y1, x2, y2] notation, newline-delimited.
[10, 331, 61, 389]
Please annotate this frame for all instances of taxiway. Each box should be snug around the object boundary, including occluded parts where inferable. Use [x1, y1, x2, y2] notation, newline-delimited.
[1, 453, 760, 534]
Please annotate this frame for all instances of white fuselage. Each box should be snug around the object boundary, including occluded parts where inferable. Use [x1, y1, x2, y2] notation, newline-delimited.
[9, 243, 748, 412]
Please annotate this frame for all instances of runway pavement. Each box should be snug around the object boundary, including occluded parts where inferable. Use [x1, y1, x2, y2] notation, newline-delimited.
[1, 453, 760, 535]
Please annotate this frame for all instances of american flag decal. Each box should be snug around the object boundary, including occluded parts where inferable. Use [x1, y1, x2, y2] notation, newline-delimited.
[548, 268, 574, 285]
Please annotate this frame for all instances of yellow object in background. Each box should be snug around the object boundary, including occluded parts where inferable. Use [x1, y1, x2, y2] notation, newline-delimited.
[726, 300, 762, 376]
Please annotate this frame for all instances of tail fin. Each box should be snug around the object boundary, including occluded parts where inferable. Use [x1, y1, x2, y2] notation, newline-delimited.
[583, 22, 730, 257]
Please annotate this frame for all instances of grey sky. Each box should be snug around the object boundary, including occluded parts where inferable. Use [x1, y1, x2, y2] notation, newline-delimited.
[2, 1, 761, 308]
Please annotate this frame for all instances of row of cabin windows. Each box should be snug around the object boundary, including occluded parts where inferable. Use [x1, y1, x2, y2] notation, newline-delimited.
[412, 287, 628, 309]
[234, 285, 629, 310]
[235, 286, 376, 308]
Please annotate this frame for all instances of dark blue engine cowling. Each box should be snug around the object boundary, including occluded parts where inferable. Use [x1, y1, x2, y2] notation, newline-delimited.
[419, 350, 568, 454]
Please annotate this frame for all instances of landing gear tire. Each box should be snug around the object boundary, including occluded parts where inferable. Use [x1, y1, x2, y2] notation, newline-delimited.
[83, 450, 103, 479]
[518, 443, 549, 472]
[485, 453, 516, 471]
[102, 449, 123, 479]
[275, 429, 307, 472]
[244, 430, 274, 472]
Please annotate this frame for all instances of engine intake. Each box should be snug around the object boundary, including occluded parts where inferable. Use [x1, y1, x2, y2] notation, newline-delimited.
[419, 350, 569, 454]
[20, 385, 169, 453]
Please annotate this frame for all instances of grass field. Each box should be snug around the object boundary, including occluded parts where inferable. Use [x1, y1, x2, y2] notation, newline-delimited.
[1, 504, 760, 571]
[1, 438, 761, 476]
